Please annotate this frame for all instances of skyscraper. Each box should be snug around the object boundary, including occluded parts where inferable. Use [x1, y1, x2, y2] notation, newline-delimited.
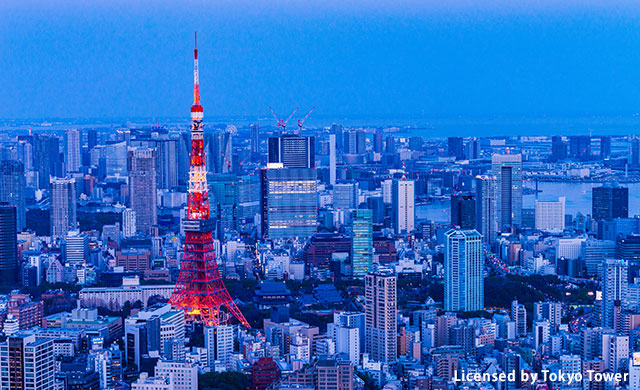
[475, 175, 498, 243]
[444, 229, 484, 312]
[569, 135, 592, 160]
[365, 270, 397, 363]
[511, 299, 527, 336]
[206, 131, 233, 174]
[128, 148, 157, 235]
[250, 124, 260, 154]
[155, 139, 178, 190]
[601, 259, 628, 328]
[329, 134, 336, 185]
[352, 209, 373, 278]
[66, 231, 89, 266]
[0, 205, 17, 284]
[392, 179, 415, 234]
[491, 154, 522, 230]
[50, 177, 77, 239]
[262, 167, 317, 239]
[34, 134, 62, 189]
[268, 134, 315, 168]
[333, 183, 358, 209]
[550, 135, 567, 162]
[535, 197, 566, 233]
[592, 182, 628, 221]
[450, 193, 476, 229]
[0, 160, 26, 232]
[600, 136, 612, 159]
[448, 137, 465, 160]
[65, 129, 82, 174]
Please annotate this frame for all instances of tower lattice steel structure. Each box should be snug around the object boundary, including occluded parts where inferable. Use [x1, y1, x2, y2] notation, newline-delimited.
[169, 33, 250, 328]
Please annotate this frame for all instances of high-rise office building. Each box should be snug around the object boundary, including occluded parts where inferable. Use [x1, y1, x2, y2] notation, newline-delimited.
[633, 139, 640, 166]
[128, 148, 157, 235]
[205, 325, 233, 370]
[448, 137, 465, 160]
[352, 209, 373, 278]
[582, 238, 616, 276]
[34, 134, 62, 189]
[491, 154, 522, 229]
[333, 183, 358, 209]
[535, 197, 566, 233]
[601, 259, 628, 328]
[316, 359, 354, 390]
[373, 131, 384, 154]
[262, 167, 317, 239]
[592, 183, 628, 221]
[268, 134, 315, 168]
[450, 193, 475, 229]
[600, 136, 612, 159]
[329, 134, 337, 185]
[569, 135, 592, 160]
[0, 160, 26, 232]
[154, 360, 198, 390]
[475, 175, 498, 243]
[392, 179, 415, 234]
[602, 333, 629, 372]
[332, 124, 344, 152]
[155, 139, 179, 190]
[65, 129, 82, 174]
[206, 131, 233, 174]
[50, 177, 77, 239]
[343, 131, 366, 155]
[122, 208, 137, 238]
[550, 135, 567, 162]
[0, 205, 17, 284]
[365, 270, 397, 363]
[0, 334, 54, 390]
[444, 229, 484, 312]
[250, 124, 260, 154]
[66, 231, 89, 266]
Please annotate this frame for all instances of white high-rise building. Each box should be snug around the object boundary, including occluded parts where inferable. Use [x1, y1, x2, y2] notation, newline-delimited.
[392, 179, 415, 234]
[50, 177, 77, 239]
[630, 354, 640, 390]
[331, 325, 359, 366]
[602, 333, 629, 372]
[444, 229, 484, 312]
[123, 208, 137, 238]
[491, 153, 523, 229]
[601, 259, 628, 328]
[155, 360, 198, 390]
[365, 270, 397, 363]
[382, 179, 392, 204]
[511, 299, 527, 336]
[535, 197, 565, 232]
[329, 134, 336, 185]
[533, 320, 550, 350]
[65, 230, 89, 266]
[205, 325, 233, 370]
[65, 129, 82, 174]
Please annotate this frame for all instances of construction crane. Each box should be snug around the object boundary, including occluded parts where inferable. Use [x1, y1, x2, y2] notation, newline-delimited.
[296, 106, 315, 134]
[269, 106, 299, 132]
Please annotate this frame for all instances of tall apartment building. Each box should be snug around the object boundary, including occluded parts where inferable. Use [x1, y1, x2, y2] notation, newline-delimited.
[50, 177, 77, 239]
[128, 148, 157, 235]
[365, 270, 397, 363]
[444, 229, 484, 312]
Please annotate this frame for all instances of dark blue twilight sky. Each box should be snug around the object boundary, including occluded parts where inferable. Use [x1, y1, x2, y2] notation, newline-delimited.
[3, 0, 640, 121]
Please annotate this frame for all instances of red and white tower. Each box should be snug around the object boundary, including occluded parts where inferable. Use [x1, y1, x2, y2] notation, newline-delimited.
[169, 33, 250, 328]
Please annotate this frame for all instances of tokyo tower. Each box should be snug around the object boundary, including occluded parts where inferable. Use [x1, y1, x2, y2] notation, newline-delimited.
[169, 33, 250, 328]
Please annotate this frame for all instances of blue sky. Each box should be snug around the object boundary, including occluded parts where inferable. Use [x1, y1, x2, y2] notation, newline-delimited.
[3, 1, 640, 121]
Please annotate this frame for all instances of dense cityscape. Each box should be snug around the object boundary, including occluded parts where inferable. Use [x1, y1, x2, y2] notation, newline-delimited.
[7, 24, 640, 390]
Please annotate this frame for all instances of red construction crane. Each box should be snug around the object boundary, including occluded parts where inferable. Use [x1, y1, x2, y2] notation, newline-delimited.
[296, 106, 315, 133]
[269, 106, 298, 132]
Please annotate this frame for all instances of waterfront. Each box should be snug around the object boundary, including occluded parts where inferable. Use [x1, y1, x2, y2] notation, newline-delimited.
[417, 181, 640, 223]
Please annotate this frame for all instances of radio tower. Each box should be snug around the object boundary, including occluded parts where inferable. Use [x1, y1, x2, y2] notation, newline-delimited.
[169, 33, 250, 328]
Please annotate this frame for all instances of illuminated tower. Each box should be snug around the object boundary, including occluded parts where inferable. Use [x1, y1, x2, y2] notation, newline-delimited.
[169, 34, 249, 328]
